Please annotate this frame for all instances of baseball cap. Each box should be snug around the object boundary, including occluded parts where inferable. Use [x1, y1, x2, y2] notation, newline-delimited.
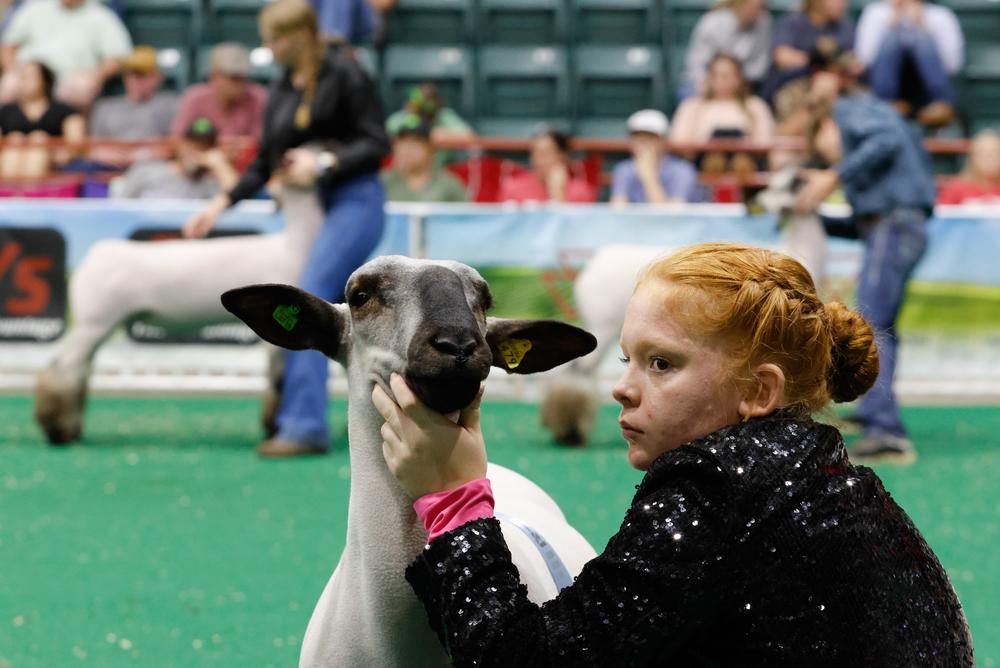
[184, 116, 219, 146]
[627, 109, 669, 137]
[393, 113, 433, 140]
[210, 42, 252, 78]
[122, 46, 159, 75]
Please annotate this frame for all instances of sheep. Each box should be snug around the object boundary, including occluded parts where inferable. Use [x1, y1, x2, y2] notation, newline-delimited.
[34, 185, 325, 444]
[221, 255, 599, 667]
[541, 166, 828, 445]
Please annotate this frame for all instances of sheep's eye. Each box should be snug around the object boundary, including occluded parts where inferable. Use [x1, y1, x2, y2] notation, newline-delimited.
[348, 291, 371, 308]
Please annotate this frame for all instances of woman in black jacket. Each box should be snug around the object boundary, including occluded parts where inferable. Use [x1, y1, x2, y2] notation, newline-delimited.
[373, 242, 974, 666]
[186, 0, 390, 457]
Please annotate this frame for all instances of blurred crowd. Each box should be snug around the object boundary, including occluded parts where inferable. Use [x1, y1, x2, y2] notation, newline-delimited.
[0, 0, 997, 205]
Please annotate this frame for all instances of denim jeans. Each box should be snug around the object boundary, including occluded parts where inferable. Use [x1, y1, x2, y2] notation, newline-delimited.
[868, 24, 956, 107]
[854, 206, 929, 437]
[275, 173, 386, 447]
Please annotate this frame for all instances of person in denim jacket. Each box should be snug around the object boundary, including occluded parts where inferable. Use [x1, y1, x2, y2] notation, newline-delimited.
[796, 90, 935, 462]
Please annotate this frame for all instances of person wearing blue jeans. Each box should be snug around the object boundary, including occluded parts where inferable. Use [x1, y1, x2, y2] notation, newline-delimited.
[185, 0, 390, 456]
[855, 0, 964, 127]
[796, 90, 935, 462]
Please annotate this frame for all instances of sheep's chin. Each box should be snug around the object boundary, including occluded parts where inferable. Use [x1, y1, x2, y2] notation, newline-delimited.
[404, 372, 482, 415]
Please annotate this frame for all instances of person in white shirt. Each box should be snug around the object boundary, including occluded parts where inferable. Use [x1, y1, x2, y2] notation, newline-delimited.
[680, 0, 771, 101]
[855, 0, 963, 127]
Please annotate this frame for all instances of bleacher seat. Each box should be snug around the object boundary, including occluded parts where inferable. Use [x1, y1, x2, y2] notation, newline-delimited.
[382, 45, 475, 118]
[478, 0, 567, 44]
[122, 0, 199, 50]
[155, 47, 191, 91]
[573, 117, 628, 139]
[204, 0, 266, 48]
[478, 46, 569, 118]
[385, 0, 474, 44]
[662, 0, 712, 47]
[574, 45, 666, 119]
[475, 118, 567, 138]
[940, 0, 1000, 45]
[573, 0, 659, 44]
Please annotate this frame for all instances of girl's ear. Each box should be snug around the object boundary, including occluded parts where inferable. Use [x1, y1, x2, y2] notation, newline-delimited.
[738, 363, 786, 419]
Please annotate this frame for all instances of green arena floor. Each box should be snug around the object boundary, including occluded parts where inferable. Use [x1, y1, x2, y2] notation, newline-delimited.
[1, 396, 998, 667]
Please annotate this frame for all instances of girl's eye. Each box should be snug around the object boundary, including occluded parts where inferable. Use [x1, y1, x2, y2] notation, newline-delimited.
[618, 356, 630, 365]
[650, 357, 671, 371]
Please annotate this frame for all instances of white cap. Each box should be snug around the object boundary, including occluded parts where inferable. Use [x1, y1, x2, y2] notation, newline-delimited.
[626, 109, 669, 137]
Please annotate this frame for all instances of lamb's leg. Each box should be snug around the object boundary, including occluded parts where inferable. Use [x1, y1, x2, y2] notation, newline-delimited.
[261, 346, 285, 439]
[34, 241, 140, 444]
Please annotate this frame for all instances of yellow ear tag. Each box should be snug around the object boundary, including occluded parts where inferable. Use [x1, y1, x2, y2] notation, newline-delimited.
[498, 338, 532, 371]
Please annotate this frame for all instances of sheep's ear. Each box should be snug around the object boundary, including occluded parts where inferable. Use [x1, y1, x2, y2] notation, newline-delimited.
[486, 318, 597, 374]
[221, 284, 348, 360]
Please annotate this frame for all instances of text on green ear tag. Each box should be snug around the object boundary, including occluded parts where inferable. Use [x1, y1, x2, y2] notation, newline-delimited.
[273, 304, 300, 332]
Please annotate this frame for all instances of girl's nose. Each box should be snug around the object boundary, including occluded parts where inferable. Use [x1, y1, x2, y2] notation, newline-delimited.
[612, 370, 638, 408]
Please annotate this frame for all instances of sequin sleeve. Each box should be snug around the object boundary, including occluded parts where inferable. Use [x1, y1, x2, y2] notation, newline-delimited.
[404, 450, 735, 667]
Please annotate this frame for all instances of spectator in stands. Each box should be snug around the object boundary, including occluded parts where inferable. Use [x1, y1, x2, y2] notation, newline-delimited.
[671, 53, 774, 175]
[385, 83, 473, 142]
[311, 0, 396, 44]
[938, 129, 1000, 204]
[0, 0, 131, 109]
[171, 43, 268, 141]
[766, 0, 857, 122]
[499, 126, 596, 204]
[795, 86, 935, 462]
[381, 114, 467, 202]
[855, 0, 963, 128]
[111, 117, 237, 199]
[184, 0, 389, 458]
[88, 46, 178, 168]
[610, 109, 703, 206]
[680, 0, 770, 101]
[0, 60, 83, 177]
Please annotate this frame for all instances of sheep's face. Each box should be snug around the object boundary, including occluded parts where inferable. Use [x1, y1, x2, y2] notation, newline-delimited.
[222, 256, 598, 415]
[344, 256, 495, 413]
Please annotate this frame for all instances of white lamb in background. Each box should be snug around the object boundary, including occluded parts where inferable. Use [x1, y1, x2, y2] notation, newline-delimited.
[542, 167, 828, 445]
[222, 255, 598, 667]
[34, 186, 325, 444]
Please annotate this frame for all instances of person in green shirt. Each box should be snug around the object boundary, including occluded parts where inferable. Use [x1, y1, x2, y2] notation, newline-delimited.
[381, 115, 468, 203]
[385, 83, 473, 140]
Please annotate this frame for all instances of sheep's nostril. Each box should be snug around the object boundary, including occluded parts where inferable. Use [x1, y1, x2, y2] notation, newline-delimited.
[430, 334, 478, 359]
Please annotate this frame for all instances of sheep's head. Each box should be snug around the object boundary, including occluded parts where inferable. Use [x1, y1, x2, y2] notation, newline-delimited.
[221, 256, 597, 414]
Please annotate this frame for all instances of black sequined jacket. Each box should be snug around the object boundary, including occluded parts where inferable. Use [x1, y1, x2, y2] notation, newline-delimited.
[405, 411, 973, 667]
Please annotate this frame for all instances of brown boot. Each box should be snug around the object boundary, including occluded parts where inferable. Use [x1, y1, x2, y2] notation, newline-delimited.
[256, 438, 329, 458]
[916, 101, 956, 128]
[890, 100, 912, 118]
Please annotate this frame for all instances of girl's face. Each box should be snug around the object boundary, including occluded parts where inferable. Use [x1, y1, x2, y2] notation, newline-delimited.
[530, 134, 564, 175]
[17, 63, 45, 101]
[969, 133, 1000, 183]
[613, 284, 745, 470]
[708, 58, 741, 99]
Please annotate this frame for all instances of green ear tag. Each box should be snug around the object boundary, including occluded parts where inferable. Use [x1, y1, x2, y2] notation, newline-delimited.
[498, 338, 532, 370]
[272, 304, 301, 332]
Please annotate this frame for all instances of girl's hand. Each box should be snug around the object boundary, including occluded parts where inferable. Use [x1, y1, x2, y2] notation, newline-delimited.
[182, 195, 227, 238]
[281, 148, 319, 187]
[372, 373, 488, 500]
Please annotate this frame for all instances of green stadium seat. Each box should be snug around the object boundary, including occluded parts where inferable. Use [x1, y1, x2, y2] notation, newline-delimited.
[662, 0, 712, 46]
[963, 44, 1000, 80]
[942, 0, 1000, 45]
[478, 0, 567, 44]
[573, 45, 666, 119]
[154, 47, 191, 91]
[574, 0, 659, 44]
[574, 117, 628, 138]
[204, 0, 266, 48]
[122, 0, 200, 50]
[385, 0, 474, 44]
[382, 45, 474, 118]
[478, 46, 569, 118]
[476, 118, 566, 138]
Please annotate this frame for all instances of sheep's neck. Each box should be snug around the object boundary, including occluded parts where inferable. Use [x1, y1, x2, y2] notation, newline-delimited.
[336, 368, 442, 661]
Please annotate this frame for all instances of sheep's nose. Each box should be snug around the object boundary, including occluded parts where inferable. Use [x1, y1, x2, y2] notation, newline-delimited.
[430, 333, 478, 359]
